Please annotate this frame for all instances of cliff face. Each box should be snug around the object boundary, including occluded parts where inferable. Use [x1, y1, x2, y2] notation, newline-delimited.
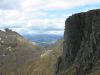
[55, 9, 100, 75]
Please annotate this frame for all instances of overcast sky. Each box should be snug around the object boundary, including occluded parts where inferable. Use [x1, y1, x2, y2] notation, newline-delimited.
[0, 0, 100, 35]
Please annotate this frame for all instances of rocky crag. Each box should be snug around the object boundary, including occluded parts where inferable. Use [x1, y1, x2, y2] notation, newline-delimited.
[55, 9, 100, 75]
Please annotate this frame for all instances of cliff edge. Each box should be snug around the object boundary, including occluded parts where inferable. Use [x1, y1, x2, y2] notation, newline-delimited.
[55, 9, 100, 75]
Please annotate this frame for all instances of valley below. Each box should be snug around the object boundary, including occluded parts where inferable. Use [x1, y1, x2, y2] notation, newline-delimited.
[0, 28, 63, 75]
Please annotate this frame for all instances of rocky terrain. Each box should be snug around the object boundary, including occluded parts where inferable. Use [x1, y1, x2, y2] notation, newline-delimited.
[0, 28, 63, 75]
[17, 38, 63, 75]
[0, 29, 43, 75]
[0, 9, 100, 75]
[55, 9, 100, 75]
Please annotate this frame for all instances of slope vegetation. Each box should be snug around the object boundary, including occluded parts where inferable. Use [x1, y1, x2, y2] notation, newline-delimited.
[0, 29, 43, 75]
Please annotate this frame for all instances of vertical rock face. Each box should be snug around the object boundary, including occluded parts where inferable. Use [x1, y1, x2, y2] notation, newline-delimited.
[55, 9, 100, 75]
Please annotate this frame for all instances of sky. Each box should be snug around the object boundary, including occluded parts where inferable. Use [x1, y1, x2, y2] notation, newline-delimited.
[0, 0, 100, 35]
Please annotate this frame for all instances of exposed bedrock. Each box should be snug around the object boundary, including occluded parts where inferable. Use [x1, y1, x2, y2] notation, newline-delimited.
[55, 9, 100, 75]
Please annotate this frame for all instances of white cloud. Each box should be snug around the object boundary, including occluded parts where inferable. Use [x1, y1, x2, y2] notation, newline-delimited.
[45, 0, 100, 10]
[0, 0, 100, 35]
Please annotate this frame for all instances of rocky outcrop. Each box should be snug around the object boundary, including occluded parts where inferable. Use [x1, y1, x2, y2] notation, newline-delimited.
[55, 9, 100, 75]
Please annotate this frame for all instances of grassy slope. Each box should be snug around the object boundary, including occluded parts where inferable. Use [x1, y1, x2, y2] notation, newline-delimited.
[19, 39, 63, 75]
[0, 30, 63, 75]
[0, 30, 43, 75]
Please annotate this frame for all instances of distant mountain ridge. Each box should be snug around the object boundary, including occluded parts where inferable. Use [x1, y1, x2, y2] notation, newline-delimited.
[23, 34, 63, 47]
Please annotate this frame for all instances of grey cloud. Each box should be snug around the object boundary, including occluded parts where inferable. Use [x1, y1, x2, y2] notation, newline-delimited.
[0, 0, 20, 10]
[28, 25, 64, 32]
[0, 24, 24, 29]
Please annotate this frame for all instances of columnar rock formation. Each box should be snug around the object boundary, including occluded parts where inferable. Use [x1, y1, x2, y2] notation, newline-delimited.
[55, 9, 100, 75]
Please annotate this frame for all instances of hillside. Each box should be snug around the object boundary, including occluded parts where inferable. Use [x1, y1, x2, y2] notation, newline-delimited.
[0, 29, 43, 75]
[18, 38, 63, 75]
[0, 28, 63, 75]
[55, 9, 100, 75]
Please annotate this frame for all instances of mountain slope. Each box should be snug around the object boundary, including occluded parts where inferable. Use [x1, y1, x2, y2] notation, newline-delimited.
[0, 29, 43, 75]
[19, 39, 63, 75]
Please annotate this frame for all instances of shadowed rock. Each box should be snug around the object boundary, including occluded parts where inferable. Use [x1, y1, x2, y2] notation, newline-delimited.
[55, 9, 100, 75]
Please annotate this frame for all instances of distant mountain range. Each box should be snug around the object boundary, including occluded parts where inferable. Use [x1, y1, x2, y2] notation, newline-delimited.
[23, 34, 63, 47]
